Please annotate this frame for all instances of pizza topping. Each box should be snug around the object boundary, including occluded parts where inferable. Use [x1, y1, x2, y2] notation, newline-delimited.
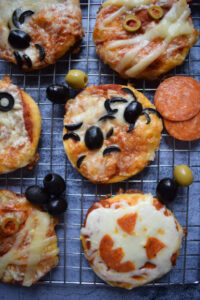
[122, 15, 141, 32]
[46, 84, 69, 104]
[65, 70, 88, 90]
[43, 173, 66, 196]
[85, 126, 104, 150]
[46, 197, 68, 216]
[1, 217, 19, 236]
[148, 6, 163, 20]
[110, 96, 128, 103]
[65, 122, 83, 131]
[8, 29, 31, 49]
[25, 185, 49, 206]
[117, 212, 137, 234]
[156, 178, 178, 205]
[63, 132, 80, 142]
[145, 237, 165, 259]
[0, 92, 14, 112]
[11, 9, 21, 29]
[35, 44, 45, 62]
[124, 101, 143, 124]
[104, 99, 118, 114]
[13, 50, 23, 68]
[121, 87, 136, 99]
[23, 54, 32, 68]
[103, 145, 121, 156]
[174, 165, 193, 187]
[98, 114, 116, 121]
[18, 10, 34, 24]
[77, 155, 86, 168]
[106, 127, 114, 139]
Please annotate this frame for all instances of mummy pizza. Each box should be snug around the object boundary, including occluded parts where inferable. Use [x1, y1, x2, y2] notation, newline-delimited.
[0, 0, 83, 70]
[0, 76, 41, 174]
[63, 84, 163, 184]
[93, 0, 199, 79]
[80, 192, 185, 289]
[0, 190, 59, 286]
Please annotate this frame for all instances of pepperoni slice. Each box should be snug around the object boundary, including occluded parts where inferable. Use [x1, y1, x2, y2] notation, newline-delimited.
[154, 77, 200, 121]
[164, 111, 200, 141]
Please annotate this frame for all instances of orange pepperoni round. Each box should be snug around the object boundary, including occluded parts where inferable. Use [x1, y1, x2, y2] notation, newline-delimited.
[164, 111, 200, 141]
[154, 77, 200, 121]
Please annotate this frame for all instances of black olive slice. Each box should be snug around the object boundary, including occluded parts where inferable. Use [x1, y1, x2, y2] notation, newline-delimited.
[104, 99, 118, 114]
[121, 87, 137, 100]
[23, 54, 32, 68]
[127, 123, 135, 133]
[8, 30, 31, 49]
[77, 155, 86, 168]
[65, 122, 83, 131]
[99, 114, 116, 121]
[106, 128, 114, 139]
[12, 9, 21, 29]
[110, 96, 128, 103]
[103, 146, 121, 156]
[63, 132, 80, 141]
[85, 126, 104, 150]
[0, 92, 15, 112]
[19, 10, 34, 24]
[141, 111, 151, 124]
[13, 51, 23, 68]
[143, 108, 162, 119]
[35, 44, 45, 61]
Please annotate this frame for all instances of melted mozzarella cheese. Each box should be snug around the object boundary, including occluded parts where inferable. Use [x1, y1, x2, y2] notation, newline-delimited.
[81, 194, 184, 287]
[102, 0, 193, 77]
[0, 83, 29, 151]
[103, 0, 154, 7]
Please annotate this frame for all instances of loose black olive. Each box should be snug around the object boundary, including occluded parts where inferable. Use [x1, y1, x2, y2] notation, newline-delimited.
[103, 146, 121, 156]
[46, 84, 69, 104]
[19, 10, 34, 24]
[77, 155, 86, 168]
[12, 9, 21, 29]
[23, 54, 32, 68]
[143, 108, 162, 119]
[99, 114, 116, 121]
[35, 44, 45, 61]
[104, 99, 118, 114]
[43, 173, 66, 196]
[63, 132, 80, 141]
[156, 178, 178, 205]
[124, 101, 143, 124]
[47, 197, 68, 215]
[65, 122, 83, 131]
[121, 87, 136, 100]
[8, 29, 31, 49]
[106, 128, 114, 139]
[142, 111, 151, 124]
[25, 185, 49, 206]
[13, 51, 23, 68]
[85, 126, 104, 150]
[110, 96, 128, 104]
[0, 92, 15, 112]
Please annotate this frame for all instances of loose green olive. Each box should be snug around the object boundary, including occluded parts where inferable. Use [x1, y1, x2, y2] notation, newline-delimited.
[174, 165, 194, 187]
[122, 15, 141, 33]
[1, 217, 19, 235]
[65, 69, 88, 89]
[148, 6, 164, 20]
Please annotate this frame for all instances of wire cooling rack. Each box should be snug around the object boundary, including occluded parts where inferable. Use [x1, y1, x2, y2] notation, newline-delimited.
[0, 0, 199, 288]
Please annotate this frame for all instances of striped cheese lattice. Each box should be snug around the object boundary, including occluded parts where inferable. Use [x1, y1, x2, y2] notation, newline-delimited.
[100, 0, 193, 77]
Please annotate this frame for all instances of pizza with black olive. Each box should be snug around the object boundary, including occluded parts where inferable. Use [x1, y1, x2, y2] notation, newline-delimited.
[93, 0, 199, 79]
[63, 84, 163, 184]
[81, 192, 185, 289]
[0, 0, 84, 70]
[0, 76, 41, 174]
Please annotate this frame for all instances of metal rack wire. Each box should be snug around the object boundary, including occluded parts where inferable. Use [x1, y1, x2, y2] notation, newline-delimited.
[0, 0, 199, 287]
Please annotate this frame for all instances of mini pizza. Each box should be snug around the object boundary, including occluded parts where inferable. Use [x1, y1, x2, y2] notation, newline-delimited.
[80, 192, 185, 289]
[0, 190, 59, 286]
[63, 84, 163, 183]
[154, 76, 200, 141]
[93, 0, 199, 79]
[0, 76, 41, 174]
[0, 0, 83, 70]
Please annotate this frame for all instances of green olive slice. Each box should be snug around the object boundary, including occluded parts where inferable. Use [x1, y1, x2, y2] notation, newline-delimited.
[122, 15, 141, 33]
[148, 5, 164, 20]
[174, 165, 194, 187]
[1, 217, 19, 235]
[65, 69, 88, 90]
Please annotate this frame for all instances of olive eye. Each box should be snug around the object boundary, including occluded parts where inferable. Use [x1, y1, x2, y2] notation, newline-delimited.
[0, 92, 15, 112]
[124, 101, 143, 124]
[148, 6, 164, 20]
[85, 126, 104, 150]
[122, 15, 141, 32]
[8, 29, 31, 49]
